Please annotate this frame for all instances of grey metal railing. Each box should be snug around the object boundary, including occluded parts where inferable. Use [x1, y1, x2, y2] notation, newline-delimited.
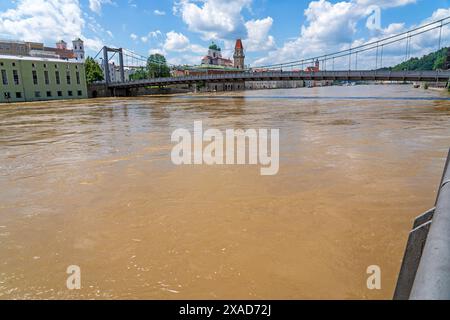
[394, 149, 450, 300]
[108, 70, 450, 89]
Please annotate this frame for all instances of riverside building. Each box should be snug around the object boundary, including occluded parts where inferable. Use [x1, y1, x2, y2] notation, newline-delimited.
[0, 55, 87, 103]
[0, 38, 85, 62]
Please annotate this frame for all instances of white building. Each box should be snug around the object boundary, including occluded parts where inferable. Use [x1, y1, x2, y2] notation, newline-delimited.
[101, 62, 118, 83]
[124, 68, 136, 81]
[101, 62, 132, 83]
[245, 80, 305, 90]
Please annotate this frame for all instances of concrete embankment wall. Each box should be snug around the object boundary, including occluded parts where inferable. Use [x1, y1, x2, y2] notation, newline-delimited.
[395, 149, 450, 300]
[88, 79, 335, 98]
[87, 84, 192, 98]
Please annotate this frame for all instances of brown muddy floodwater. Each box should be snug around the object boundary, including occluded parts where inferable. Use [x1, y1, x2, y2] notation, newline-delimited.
[0, 84, 450, 299]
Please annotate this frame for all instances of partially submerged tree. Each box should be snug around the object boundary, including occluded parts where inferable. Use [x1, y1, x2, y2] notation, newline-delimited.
[85, 57, 104, 84]
[147, 54, 171, 78]
[130, 67, 148, 81]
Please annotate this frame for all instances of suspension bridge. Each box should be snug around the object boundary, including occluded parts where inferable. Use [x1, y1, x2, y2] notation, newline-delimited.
[91, 16, 450, 95]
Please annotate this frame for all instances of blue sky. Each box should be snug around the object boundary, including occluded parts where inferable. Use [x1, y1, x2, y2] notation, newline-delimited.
[0, 0, 449, 68]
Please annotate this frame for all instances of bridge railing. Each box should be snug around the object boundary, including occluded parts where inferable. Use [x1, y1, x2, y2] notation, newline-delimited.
[394, 149, 450, 300]
[108, 70, 450, 87]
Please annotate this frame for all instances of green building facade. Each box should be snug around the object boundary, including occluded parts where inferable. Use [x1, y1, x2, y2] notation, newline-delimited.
[0, 55, 87, 103]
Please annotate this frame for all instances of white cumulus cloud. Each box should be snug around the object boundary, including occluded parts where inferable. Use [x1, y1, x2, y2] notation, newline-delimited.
[163, 31, 205, 54]
[253, 0, 442, 68]
[140, 30, 162, 43]
[164, 31, 190, 51]
[0, 0, 84, 43]
[89, 0, 114, 15]
[84, 37, 104, 53]
[154, 10, 166, 16]
[174, 0, 251, 40]
[245, 17, 276, 52]
[173, 0, 275, 54]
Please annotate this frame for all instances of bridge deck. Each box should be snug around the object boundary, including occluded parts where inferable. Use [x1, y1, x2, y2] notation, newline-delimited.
[108, 70, 450, 89]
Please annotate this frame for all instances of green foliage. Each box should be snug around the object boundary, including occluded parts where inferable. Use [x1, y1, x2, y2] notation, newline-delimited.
[147, 54, 171, 78]
[130, 68, 148, 81]
[196, 81, 206, 89]
[390, 47, 448, 71]
[433, 54, 446, 70]
[84, 57, 104, 84]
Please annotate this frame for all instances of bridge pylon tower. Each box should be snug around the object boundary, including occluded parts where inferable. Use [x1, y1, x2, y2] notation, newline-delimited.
[102, 46, 125, 85]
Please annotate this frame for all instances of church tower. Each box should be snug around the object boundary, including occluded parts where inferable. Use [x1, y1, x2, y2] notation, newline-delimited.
[233, 39, 245, 70]
[72, 38, 85, 62]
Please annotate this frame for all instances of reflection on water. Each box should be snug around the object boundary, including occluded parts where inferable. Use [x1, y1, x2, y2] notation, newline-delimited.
[0, 85, 449, 299]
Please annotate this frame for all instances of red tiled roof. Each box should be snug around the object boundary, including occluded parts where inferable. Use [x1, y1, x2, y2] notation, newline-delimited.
[55, 49, 75, 59]
[235, 39, 243, 49]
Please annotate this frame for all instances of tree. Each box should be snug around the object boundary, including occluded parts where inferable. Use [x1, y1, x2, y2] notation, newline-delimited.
[390, 47, 448, 71]
[85, 57, 104, 84]
[130, 67, 148, 81]
[147, 54, 171, 78]
[433, 54, 446, 70]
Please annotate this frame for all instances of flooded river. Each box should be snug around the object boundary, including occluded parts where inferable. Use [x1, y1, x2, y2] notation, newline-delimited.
[1, 84, 449, 299]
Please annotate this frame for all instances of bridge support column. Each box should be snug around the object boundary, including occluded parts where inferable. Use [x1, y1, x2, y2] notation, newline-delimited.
[102, 46, 126, 86]
[103, 46, 110, 86]
[118, 49, 125, 83]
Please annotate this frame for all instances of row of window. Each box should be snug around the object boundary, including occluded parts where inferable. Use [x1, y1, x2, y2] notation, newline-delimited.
[1, 69, 81, 86]
[0, 61, 17, 67]
[3, 90, 83, 99]
[31, 63, 77, 70]
[1, 61, 78, 70]
[1, 69, 19, 85]
[1, 46, 26, 51]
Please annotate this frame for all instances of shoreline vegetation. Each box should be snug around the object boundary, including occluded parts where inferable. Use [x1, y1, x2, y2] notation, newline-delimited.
[385, 47, 448, 72]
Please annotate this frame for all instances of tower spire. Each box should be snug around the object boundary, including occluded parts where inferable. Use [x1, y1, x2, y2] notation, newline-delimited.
[233, 39, 245, 70]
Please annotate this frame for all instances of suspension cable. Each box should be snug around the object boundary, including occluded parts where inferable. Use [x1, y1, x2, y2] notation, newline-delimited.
[94, 16, 450, 74]
[252, 16, 450, 70]
[256, 20, 450, 71]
